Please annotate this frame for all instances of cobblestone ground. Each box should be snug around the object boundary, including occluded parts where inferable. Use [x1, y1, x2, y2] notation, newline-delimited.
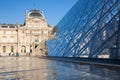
[0, 57, 120, 80]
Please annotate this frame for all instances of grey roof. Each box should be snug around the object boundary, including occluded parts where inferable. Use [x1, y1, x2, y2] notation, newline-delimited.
[29, 10, 43, 18]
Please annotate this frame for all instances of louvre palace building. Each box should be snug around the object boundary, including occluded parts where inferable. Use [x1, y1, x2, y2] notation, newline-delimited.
[0, 10, 56, 56]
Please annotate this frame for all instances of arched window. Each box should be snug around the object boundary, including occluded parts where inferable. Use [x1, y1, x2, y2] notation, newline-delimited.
[21, 46, 26, 53]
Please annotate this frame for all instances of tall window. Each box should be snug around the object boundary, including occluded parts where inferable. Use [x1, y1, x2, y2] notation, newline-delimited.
[21, 46, 26, 53]
[3, 46, 6, 53]
[11, 46, 14, 52]
[2, 36, 7, 42]
[3, 31, 6, 34]
[10, 36, 14, 42]
[30, 38, 32, 42]
[22, 30, 24, 33]
[41, 31, 43, 34]
[34, 24, 37, 27]
[35, 36, 39, 42]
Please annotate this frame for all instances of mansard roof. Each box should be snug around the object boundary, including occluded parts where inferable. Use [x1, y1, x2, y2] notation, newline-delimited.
[0, 24, 24, 28]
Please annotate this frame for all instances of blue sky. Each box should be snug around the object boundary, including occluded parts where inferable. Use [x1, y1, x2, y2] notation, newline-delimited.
[0, 0, 77, 25]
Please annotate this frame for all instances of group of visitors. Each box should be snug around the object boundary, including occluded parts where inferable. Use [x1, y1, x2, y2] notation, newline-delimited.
[0, 52, 32, 57]
[9, 52, 19, 57]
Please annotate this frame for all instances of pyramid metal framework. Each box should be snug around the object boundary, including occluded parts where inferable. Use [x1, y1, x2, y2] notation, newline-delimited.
[47, 0, 120, 59]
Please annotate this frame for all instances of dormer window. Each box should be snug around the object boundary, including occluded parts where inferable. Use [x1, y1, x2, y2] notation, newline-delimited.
[1, 26, 8, 28]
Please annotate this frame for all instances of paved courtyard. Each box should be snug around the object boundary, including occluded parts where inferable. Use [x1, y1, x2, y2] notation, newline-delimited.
[0, 57, 120, 80]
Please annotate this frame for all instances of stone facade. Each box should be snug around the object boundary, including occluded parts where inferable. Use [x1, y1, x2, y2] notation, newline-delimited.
[0, 10, 56, 56]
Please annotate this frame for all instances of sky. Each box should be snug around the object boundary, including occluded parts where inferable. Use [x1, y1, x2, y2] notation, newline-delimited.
[0, 0, 77, 25]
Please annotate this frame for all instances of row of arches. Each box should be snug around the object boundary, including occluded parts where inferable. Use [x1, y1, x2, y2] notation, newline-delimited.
[21, 45, 32, 53]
